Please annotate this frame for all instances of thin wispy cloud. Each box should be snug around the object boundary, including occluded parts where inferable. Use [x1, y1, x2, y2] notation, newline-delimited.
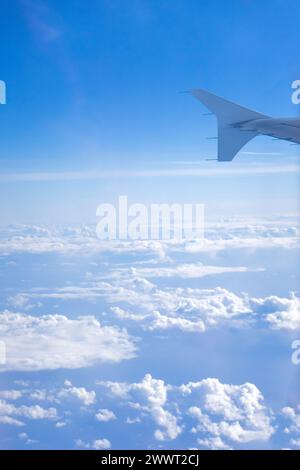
[0, 163, 299, 182]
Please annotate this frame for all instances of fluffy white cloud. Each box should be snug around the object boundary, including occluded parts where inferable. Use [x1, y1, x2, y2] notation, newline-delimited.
[58, 381, 96, 406]
[7, 381, 95, 407]
[107, 279, 300, 332]
[282, 406, 300, 433]
[251, 294, 300, 331]
[281, 405, 300, 449]
[0, 415, 24, 426]
[17, 275, 299, 333]
[0, 399, 57, 426]
[197, 436, 232, 450]
[184, 378, 274, 445]
[0, 390, 23, 400]
[95, 408, 116, 422]
[92, 438, 112, 450]
[18, 432, 37, 445]
[98, 374, 182, 442]
[98, 374, 275, 448]
[55, 421, 67, 428]
[290, 438, 300, 447]
[0, 311, 136, 372]
[75, 438, 111, 450]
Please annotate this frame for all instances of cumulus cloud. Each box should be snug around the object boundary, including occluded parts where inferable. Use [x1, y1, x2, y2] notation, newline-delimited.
[18, 432, 37, 445]
[58, 381, 96, 406]
[92, 438, 112, 450]
[75, 438, 111, 450]
[184, 378, 274, 445]
[197, 436, 232, 450]
[0, 416, 25, 426]
[0, 399, 57, 426]
[282, 406, 300, 433]
[107, 278, 299, 333]
[290, 438, 300, 447]
[6, 281, 253, 334]
[0, 390, 23, 400]
[14, 274, 299, 333]
[97, 374, 274, 449]
[0, 311, 136, 372]
[251, 294, 300, 331]
[1, 380, 95, 410]
[98, 374, 181, 442]
[1, 374, 296, 449]
[95, 408, 116, 422]
[55, 421, 67, 428]
[0, 378, 106, 434]
[281, 405, 300, 449]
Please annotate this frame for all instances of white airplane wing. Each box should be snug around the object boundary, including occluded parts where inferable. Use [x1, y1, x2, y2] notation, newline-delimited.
[192, 88, 269, 161]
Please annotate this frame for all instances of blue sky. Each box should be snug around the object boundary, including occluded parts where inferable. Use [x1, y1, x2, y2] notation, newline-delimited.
[0, 0, 300, 451]
[0, 0, 299, 224]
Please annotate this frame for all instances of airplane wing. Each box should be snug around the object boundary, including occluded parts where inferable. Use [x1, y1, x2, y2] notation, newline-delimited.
[191, 88, 269, 161]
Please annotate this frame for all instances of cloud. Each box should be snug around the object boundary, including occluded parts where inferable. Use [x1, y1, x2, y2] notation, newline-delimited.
[185, 378, 274, 444]
[55, 421, 67, 428]
[0, 214, 298, 449]
[97, 374, 275, 448]
[281, 405, 300, 448]
[290, 438, 300, 447]
[0, 416, 25, 426]
[11, 270, 299, 333]
[0, 224, 168, 257]
[75, 438, 111, 450]
[0, 399, 57, 426]
[0, 311, 136, 372]
[95, 409, 116, 422]
[0, 163, 299, 183]
[0, 217, 298, 256]
[0, 390, 23, 400]
[110, 263, 255, 279]
[1, 375, 295, 449]
[18, 432, 37, 445]
[92, 438, 112, 450]
[58, 381, 96, 406]
[126, 416, 141, 424]
[197, 436, 232, 450]
[282, 406, 300, 433]
[98, 374, 182, 441]
[251, 294, 300, 331]
[107, 278, 300, 333]
[14, 280, 256, 333]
